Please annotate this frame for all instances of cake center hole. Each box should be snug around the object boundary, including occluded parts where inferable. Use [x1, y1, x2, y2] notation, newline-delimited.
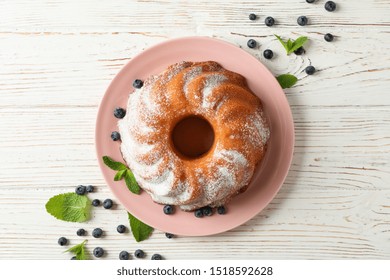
[171, 115, 214, 159]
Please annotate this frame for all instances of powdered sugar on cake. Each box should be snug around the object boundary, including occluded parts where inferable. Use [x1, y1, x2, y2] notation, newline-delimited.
[118, 61, 270, 211]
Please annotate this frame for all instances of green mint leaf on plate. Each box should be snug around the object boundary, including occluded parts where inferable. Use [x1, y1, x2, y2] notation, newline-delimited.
[114, 169, 126, 181]
[276, 74, 298, 89]
[45, 193, 91, 222]
[128, 212, 154, 242]
[102, 156, 128, 171]
[65, 240, 88, 260]
[275, 34, 308, 55]
[124, 170, 141, 194]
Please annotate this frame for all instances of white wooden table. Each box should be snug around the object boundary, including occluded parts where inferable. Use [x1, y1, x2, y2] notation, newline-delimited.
[1, 0, 389, 260]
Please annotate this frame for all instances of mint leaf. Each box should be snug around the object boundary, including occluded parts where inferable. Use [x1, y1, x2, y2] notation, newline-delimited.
[45, 193, 91, 222]
[275, 34, 308, 55]
[114, 169, 126, 181]
[124, 170, 141, 194]
[102, 156, 127, 171]
[65, 240, 88, 260]
[276, 74, 298, 89]
[128, 212, 153, 242]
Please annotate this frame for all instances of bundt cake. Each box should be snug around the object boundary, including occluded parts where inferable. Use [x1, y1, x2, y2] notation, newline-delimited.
[118, 61, 270, 211]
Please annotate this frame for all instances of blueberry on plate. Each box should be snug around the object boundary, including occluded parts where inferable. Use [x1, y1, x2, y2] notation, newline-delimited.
[151, 254, 163, 260]
[247, 39, 257, 49]
[113, 107, 126, 119]
[265, 16, 275, 27]
[217, 206, 226, 215]
[263, 49, 274, 59]
[297, 16, 308, 26]
[325, 1, 336, 12]
[305, 66, 316, 75]
[134, 249, 145, 258]
[194, 209, 204, 218]
[119, 251, 130, 260]
[133, 79, 144, 89]
[203, 206, 213, 216]
[76, 228, 86, 236]
[111, 131, 121, 141]
[103, 198, 113, 209]
[92, 228, 103, 238]
[163, 205, 174, 215]
[58, 237, 68, 246]
[249, 13, 257, 21]
[75, 185, 86, 195]
[92, 199, 100, 207]
[324, 33, 334, 42]
[93, 247, 104, 258]
[117, 224, 127, 234]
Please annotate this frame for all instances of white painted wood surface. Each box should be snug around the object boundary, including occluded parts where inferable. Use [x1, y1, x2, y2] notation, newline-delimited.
[0, 0, 389, 259]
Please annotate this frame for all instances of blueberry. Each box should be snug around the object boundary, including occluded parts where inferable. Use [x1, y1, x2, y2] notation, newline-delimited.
[133, 79, 144, 89]
[305, 66, 316, 75]
[151, 254, 163, 260]
[58, 237, 68, 246]
[134, 249, 145, 258]
[294, 47, 305, 56]
[76, 228, 86, 236]
[113, 107, 126, 119]
[247, 39, 257, 49]
[165, 233, 174, 239]
[92, 199, 100, 207]
[297, 16, 308, 26]
[324, 33, 334, 42]
[306, 0, 315, 3]
[103, 199, 113, 209]
[163, 205, 174, 215]
[325, 1, 336, 12]
[92, 228, 103, 238]
[249, 13, 257, 21]
[203, 206, 213, 216]
[217, 206, 226, 215]
[263, 49, 274, 59]
[71, 256, 77, 260]
[117, 224, 127, 234]
[111, 131, 121, 141]
[265, 16, 275, 27]
[194, 209, 204, 218]
[119, 251, 130, 260]
[86, 185, 94, 193]
[93, 247, 104, 258]
[75, 185, 86, 195]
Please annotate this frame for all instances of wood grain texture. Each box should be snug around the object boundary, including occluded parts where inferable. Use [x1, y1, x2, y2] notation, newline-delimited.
[0, 0, 389, 259]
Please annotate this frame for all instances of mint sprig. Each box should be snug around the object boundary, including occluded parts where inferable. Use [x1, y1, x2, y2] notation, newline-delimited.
[102, 156, 140, 194]
[128, 212, 154, 242]
[45, 192, 91, 222]
[276, 74, 298, 89]
[65, 240, 89, 260]
[275, 34, 308, 55]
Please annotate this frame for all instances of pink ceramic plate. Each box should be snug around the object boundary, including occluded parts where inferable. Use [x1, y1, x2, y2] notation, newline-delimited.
[95, 36, 294, 236]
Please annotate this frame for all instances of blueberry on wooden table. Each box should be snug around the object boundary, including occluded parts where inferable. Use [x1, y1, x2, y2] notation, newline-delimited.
[117, 224, 127, 234]
[92, 199, 100, 207]
[264, 16, 275, 27]
[111, 131, 121, 141]
[134, 249, 145, 258]
[133, 79, 144, 89]
[324, 33, 334, 42]
[92, 228, 103, 238]
[151, 254, 163, 260]
[76, 228, 86, 236]
[58, 237, 68, 246]
[75, 185, 86, 195]
[249, 13, 257, 21]
[93, 247, 104, 258]
[113, 107, 126, 119]
[294, 47, 305, 56]
[247, 39, 257, 49]
[325, 1, 337, 12]
[297, 16, 308, 26]
[263, 49, 274, 59]
[165, 233, 174, 239]
[86, 185, 94, 193]
[305, 66, 316, 75]
[306, 0, 315, 3]
[103, 198, 113, 209]
[119, 251, 130, 260]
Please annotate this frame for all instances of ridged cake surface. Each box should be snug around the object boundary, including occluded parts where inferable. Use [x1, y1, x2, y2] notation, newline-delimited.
[118, 61, 270, 211]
